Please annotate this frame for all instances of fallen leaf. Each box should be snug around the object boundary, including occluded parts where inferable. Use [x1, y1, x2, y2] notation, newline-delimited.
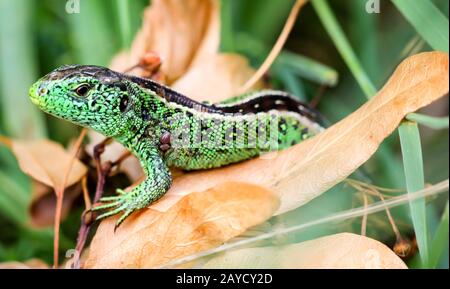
[172, 53, 262, 102]
[85, 182, 279, 268]
[0, 138, 87, 191]
[143, 51, 448, 215]
[28, 181, 81, 228]
[201, 233, 407, 269]
[0, 258, 49, 269]
[111, 0, 219, 84]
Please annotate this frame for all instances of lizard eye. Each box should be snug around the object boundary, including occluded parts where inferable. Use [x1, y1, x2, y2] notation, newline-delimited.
[74, 84, 91, 97]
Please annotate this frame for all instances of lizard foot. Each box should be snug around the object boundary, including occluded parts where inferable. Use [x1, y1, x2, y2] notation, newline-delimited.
[91, 189, 138, 230]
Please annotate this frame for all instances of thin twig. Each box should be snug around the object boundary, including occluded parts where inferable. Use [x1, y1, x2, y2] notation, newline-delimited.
[53, 128, 87, 268]
[361, 193, 368, 236]
[347, 179, 411, 257]
[72, 138, 132, 269]
[238, 0, 307, 94]
[81, 176, 91, 209]
[109, 151, 132, 176]
[309, 85, 327, 108]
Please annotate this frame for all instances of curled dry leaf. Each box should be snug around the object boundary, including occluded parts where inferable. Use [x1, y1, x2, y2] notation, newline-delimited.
[201, 233, 407, 269]
[0, 138, 87, 191]
[143, 51, 449, 215]
[111, 0, 219, 84]
[0, 137, 87, 226]
[85, 182, 279, 268]
[172, 53, 263, 102]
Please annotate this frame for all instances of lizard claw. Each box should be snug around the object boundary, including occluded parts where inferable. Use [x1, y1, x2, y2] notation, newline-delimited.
[91, 189, 138, 229]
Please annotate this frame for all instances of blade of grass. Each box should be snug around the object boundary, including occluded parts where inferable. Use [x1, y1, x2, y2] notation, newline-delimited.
[235, 33, 339, 87]
[115, 0, 131, 49]
[0, 171, 29, 225]
[243, 0, 296, 44]
[274, 66, 307, 101]
[406, 113, 449, 130]
[392, 0, 449, 53]
[220, 0, 235, 52]
[429, 202, 449, 268]
[0, 0, 47, 139]
[399, 121, 429, 267]
[67, 0, 117, 65]
[348, 0, 381, 86]
[311, 0, 377, 97]
[277, 51, 338, 86]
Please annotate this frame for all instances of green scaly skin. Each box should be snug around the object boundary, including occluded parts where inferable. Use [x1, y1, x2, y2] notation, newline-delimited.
[29, 65, 324, 228]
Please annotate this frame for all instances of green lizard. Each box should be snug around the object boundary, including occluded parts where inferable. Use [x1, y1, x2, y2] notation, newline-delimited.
[29, 65, 324, 228]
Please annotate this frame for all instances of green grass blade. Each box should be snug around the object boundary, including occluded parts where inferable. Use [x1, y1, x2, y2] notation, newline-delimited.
[274, 66, 307, 101]
[234, 33, 338, 87]
[115, 0, 132, 49]
[0, 0, 47, 139]
[429, 202, 449, 268]
[277, 51, 338, 86]
[406, 113, 449, 130]
[243, 0, 296, 44]
[0, 171, 29, 225]
[311, 0, 377, 98]
[399, 121, 429, 267]
[220, 0, 235, 52]
[67, 0, 118, 65]
[392, 0, 449, 53]
[348, 0, 381, 86]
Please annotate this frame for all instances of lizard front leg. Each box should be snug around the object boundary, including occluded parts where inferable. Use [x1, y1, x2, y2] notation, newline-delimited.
[92, 145, 172, 229]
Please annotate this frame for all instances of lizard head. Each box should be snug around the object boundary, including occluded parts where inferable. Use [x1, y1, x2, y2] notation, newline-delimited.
[29, 65, 135, 137]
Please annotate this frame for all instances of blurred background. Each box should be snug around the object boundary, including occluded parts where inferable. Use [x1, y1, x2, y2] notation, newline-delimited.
[0, 0, 448, 268]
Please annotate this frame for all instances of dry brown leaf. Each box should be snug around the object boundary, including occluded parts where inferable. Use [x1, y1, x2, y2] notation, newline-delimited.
[142, 51, 448, 215]
[111, 0, 219, 84]
[28, 181, 81, 228]
[0, 258, 49, 269]
[172, 53, 262, 102]
[85, 182, 279, 268]
[0, 138, 87, 191]
[201, 233, 407, 269]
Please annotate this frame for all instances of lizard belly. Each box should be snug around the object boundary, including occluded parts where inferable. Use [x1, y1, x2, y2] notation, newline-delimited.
[164, 147, 261, 170]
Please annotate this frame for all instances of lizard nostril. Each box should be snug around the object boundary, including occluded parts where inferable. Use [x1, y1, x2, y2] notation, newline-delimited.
[38, 86, 47, 96]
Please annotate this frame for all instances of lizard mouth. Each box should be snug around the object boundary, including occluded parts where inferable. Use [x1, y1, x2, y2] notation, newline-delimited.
[29, 81, 48, 107]
[29, 81, 40, 105]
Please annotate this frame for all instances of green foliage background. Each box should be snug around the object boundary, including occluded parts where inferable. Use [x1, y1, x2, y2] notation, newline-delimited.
[0, 0, 448, 268]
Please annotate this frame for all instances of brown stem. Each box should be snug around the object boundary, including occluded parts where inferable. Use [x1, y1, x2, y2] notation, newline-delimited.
[310, 85, 327, 108]
[110, 151, 132, 169]
[238, 0, 307, 94]
[72, 138, 115, 269]
[53, 128, 87, 268]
